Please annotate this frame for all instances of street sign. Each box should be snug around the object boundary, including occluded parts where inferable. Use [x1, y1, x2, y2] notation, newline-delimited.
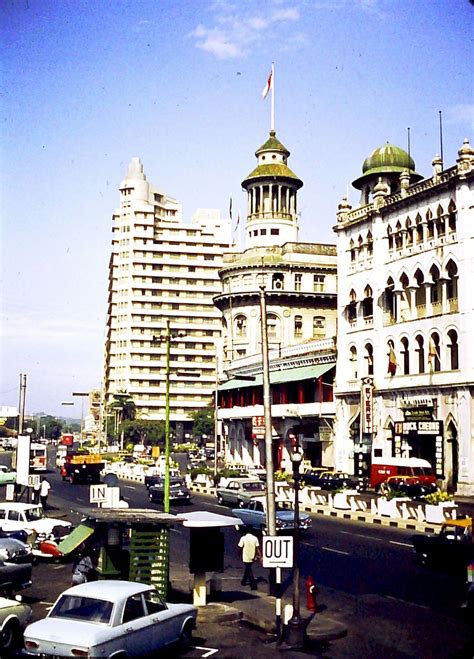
[262, 535, 294, 568]
[90, 484, 108, 503]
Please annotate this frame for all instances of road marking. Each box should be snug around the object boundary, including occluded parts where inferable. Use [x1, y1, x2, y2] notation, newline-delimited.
[193, 646, 219, 657]
[123, 484, 137, 490]
[389, 541, 412, 548]
[340, 530, 383, 541]
[321, 547, 350, 555]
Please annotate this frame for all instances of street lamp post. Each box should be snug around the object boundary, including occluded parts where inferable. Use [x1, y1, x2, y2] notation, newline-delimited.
[285, 447, 307, 649]
[72, 392, 89, 447]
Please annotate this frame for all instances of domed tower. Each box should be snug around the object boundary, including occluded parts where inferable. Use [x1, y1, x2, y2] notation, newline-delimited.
[241, 130, 303, 248]
[352, 143, 423, 205]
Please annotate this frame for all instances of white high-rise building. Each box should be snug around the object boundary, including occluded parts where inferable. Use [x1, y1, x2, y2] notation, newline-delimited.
[103, 158, 232, 440]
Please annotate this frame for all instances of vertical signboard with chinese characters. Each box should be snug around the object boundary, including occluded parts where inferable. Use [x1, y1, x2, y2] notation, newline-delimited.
[361, 378, 373, 434]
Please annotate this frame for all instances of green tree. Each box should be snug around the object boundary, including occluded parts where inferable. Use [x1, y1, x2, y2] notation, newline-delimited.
[189, 406, 214, 441]
[122, 419, 165, 446]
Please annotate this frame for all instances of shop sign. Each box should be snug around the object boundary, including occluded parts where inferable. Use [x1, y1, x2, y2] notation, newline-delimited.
[394, 420, 442, 435]
[361, 379, 373, 434]
[400, 397, 434, 409]
[252, 416, 265, 438]
[319, 427, 332, 442]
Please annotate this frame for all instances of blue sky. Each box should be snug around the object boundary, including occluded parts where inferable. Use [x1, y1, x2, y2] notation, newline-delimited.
[1, 0, 472, 417]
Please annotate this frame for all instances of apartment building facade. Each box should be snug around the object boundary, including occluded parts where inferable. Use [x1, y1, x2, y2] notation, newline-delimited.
[103, 157, 232, 440]
[333, 139, 474, 495]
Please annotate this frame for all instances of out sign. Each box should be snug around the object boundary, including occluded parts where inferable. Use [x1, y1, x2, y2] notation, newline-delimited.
[262, 535, 294, 568]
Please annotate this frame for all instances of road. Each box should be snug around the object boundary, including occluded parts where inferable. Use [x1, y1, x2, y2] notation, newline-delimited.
[1, 450, 472, 656]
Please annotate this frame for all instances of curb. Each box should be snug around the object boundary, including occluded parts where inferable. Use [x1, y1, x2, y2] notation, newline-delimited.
[196, 602, 243, 624]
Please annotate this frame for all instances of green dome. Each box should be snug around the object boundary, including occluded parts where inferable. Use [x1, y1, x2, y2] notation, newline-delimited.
[353, 143, 423, 190]
[242, 130, 303, 189]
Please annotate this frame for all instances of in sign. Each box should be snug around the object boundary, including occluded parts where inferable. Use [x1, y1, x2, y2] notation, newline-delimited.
[262, 535, 294, 568]
[90, 484, 108, 503]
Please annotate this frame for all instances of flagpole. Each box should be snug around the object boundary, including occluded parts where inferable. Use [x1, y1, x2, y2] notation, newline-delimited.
[271, 62, 275, 132]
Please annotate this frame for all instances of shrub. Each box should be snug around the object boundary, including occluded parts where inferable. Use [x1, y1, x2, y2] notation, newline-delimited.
[424, 490, 453, 505]
[386, 489, 408, 500]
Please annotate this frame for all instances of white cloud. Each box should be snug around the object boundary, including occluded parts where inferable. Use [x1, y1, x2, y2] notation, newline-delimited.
[190, 3, 302, 60]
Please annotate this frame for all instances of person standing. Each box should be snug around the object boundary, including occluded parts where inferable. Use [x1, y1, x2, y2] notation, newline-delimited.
[72, 550, 95, 585]
[32, 480, 41, 504]
[238, 528, 261, 590]
[40, 478, 51, 509]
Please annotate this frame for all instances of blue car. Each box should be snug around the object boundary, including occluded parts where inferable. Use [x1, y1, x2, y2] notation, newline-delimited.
[232, 496, 311, 533]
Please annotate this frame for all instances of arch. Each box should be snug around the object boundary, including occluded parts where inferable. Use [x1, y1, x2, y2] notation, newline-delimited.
[428, 331, 441, 372]
[426, 208, 434, 239]
[429, 264, 442, 311]
[445, 259, 458, 305]
[415, 334, 425, 373]
[448, 199, 457, 233]
[415, 212, 423, 243]
[349, 345, 358, 379]
[387, 225, 394, 250]
[445, 416, 459, 493]
[400, 336, 410, 374]
[383, 277, 395, 322]
[234, 314, 247, 337]
[366, 230, 373, 256]
[414, 268, 424, 310]
[362, 285, 373, 319]
[446, 328, 459, 369]
[267, 313, 280, 341]
[364, 342, 374, 376]
[294, 314, 303, 338]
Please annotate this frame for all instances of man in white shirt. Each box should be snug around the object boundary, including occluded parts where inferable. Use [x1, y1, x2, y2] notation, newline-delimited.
[40, 478, 51, 509]
[238, 528, 261, 590]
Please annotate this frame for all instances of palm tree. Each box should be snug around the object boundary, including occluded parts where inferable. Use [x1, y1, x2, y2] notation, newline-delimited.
[109, 393, 137, 448]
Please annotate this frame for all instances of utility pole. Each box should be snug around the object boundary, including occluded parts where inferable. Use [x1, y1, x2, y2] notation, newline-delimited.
[164, 319, 171, 514]
[18, 373, 27, 435]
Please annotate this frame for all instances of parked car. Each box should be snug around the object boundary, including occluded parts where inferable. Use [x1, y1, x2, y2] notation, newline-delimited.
[0, 466, 16, 486]
[23, 580, 197, 657]
[232, 497, 312, 533]
[217, 478, 266, 507]
[384, 477, 438, 499]
[0, 503, 71, 544]
[412, 516, 474, 571]
[149, 477, 192, 504]
[0, 554, 32, 597]
[0, 595, 32, 652]
[302, 470, 362, 491]
[0, 536, 34, 564]
[144, 467, 180, 489]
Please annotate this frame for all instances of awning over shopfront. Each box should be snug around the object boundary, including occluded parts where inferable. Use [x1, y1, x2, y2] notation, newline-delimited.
[56, 523, 95, 555]
[218, 362, 334, 391]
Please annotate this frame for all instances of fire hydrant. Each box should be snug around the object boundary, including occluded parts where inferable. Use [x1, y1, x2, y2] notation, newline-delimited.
[305, 575, 318, 612]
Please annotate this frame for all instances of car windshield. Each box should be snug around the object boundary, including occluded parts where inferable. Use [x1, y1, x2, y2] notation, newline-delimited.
[25, 507, 45, 521]
[51, 595, 113, 624]
[170, 479, 185, 487]
[242, 482, 265, 492]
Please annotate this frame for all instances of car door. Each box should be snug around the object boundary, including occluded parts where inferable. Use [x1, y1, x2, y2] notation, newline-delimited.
[143, 588, 179, 649]
[121, 593, 154, 656]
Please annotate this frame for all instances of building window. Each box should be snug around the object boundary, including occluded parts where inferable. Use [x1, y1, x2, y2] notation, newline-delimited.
[294, 315, 303, 337]
[415, 335, 425, 374]
[428, 333, 441, 372]
[312, 316, 325, 338]
[349, 346, 357, 379]
[267, 313, 279, 340]
[401, 337, 410, 374]
[362, 285, 373, 320]
[235, 315, 247, 337]
[313, 275, 325, 292]
[364, 343, 374, 376]
[294, 274, 302, 291]
[271, 229, 279, 236]
[447, 329, 459, 370]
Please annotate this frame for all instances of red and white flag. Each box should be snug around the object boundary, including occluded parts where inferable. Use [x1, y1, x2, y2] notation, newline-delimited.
[262, 70, 273, 98]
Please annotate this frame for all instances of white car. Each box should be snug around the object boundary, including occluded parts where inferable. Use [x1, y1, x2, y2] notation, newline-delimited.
[24, 580, 197, 657]
[0, 594, 32, 652]
[0, 503, 71, 540]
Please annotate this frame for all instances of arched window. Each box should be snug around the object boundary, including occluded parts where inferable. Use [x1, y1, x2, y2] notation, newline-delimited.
[399, 272, 410, 321]
[384, 278, 395, 323]
[415, 213, 423, 243]
[366, 231, 373, 256]
[364, 343, 374, 376]
[267, 313, 280, 340]
[235, 314, 247, 337]
[349, 239, 356, 262]
[447, 329, 459, 370]
[448, 200, 457, 233]
[401, 337, 410, 374]
[387, 226, 394, 251]
[395, 221, 403, 249]
[414, 269, 425, 315]
[428, 332, 441, 372]
[349, 346, 358, 379]
[430, 264, 442, 313]
[405, 218, 413, 246]
[436, 204, 446, 236]
[294, 315, 303, 337]
[426, 208, 434, 239]
[415, 335, 425, 373]
[347, 289, 357, 324]
[362, 285, 373, 320]
[446, 260, 458, 309]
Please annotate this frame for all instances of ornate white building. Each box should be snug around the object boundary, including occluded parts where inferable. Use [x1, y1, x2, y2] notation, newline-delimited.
[333, 139, 474, 495]
[103, 158, 232, 440]
[215, 131, 338, 470]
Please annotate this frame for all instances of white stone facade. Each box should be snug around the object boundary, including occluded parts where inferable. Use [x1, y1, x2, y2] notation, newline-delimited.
[333, 140, 474, 495]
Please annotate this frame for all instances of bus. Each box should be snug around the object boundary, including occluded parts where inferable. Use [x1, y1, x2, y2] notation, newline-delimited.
[30, 442, 48, 472]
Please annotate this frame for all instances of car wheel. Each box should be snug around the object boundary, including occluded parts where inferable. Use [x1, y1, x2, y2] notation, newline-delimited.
[178, 621, 194, 650]
[0, 619, 20, 650]
[217, 494, 224, 505]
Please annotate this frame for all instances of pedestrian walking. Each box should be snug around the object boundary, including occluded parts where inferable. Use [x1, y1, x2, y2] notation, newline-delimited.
[32, 480, 41, 504]
[40, 478, 51, 509]
[238, 528, 261, 590]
